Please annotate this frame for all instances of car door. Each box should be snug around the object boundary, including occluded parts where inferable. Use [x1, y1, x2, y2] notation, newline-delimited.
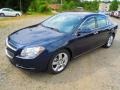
[7, 9, 15, 16]
[3, 9, 14, 16]
[69, 16, 100, 57]
[2, 9, 10, 16]
[95, 15, 110, 46]
[9, 9, 16, 16]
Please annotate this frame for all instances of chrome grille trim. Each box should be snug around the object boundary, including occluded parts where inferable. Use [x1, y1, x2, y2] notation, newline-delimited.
[6, 38, 17, 51]
[5, 49, 13, 59]
[16, 64, 35, 70]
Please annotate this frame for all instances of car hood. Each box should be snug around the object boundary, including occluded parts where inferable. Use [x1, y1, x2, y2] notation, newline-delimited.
[9, 25, 65, 46]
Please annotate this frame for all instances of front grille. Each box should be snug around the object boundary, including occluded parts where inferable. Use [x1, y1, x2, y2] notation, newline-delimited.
[5, 49, 14, 59]
[5, 38, 17, 59]
[6, 38, 17, 51]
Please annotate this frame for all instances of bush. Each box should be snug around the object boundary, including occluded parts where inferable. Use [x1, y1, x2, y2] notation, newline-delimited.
[68, 1, 76, 9]
[83, 1, 99, 12]
[62, 1, 77, 10]
[28, 0, 51, 13]
[38, 3, 51, 13]
[61, 1, 99, 12]
[109, 0, 119, 11]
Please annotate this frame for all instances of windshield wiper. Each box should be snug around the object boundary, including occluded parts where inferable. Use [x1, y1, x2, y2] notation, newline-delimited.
[41, 24, 59, 32]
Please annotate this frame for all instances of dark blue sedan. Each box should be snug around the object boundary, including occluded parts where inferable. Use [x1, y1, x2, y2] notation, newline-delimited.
[5, 12, 118, 74]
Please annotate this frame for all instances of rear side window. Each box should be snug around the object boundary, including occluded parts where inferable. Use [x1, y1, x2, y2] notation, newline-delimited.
[96, 15, 107, 28]
[9, 9, 14, 11]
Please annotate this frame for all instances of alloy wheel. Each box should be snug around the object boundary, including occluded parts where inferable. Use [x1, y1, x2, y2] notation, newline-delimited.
[52, 52, 69, 72]
[107, 35, 114, 47]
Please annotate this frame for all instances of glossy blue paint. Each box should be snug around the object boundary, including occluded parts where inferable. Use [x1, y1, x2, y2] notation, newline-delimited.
[6, 12, 118, 71]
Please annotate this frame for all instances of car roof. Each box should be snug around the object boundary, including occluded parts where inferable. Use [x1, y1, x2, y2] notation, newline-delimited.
[62, 12, 94, 15]
[0, 8, 12, 10]
[60, 12, 105, 18]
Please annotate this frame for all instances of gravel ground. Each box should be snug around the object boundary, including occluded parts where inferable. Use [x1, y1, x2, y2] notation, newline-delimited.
[0, 16, 120, 90]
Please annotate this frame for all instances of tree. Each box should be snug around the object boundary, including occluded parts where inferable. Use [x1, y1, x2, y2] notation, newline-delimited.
[82, 0, 99, 12]
[109, 0, 118, 11]
[28, 0, 51, 13]
[0, 0, 32, 12]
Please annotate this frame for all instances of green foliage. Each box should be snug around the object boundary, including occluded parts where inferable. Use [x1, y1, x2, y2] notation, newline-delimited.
[61, 1, 77, 10]
[38, 4, 51, 13]
[79, 1, 99, 12]
[61, 0, 99, 12]
[28, 0, 51, 13]
[109, 0, 119, 11]
[0, 0, 100, 13]
[0, 0, 32, 12]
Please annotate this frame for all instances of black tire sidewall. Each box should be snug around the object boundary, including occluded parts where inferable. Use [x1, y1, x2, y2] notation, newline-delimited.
[16, 14, 20, 16]
[48, 49, 70, 74]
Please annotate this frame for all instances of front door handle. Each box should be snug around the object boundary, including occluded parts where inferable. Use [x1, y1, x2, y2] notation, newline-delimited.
[93, 31, 98, 34]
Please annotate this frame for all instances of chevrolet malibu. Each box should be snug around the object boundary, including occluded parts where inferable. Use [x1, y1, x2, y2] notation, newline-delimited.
[5, 12, 118, 74]
[0, 8, 22, 17]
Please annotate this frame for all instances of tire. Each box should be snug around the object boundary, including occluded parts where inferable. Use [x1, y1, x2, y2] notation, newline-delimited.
[48, 49, 70, 74]
[0, 13, 5, 17]
[103, 34, 114, 48]
[16, 14, 20, 17]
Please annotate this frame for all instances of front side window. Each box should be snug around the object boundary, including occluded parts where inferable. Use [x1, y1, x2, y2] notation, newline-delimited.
[42, 14, 82, 33]
[96, 15, 107, 28]
[80, 17, 96, 31]
[2, 9, 10, 11]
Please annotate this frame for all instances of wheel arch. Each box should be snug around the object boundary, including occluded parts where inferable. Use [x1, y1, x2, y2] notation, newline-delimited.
[109, 27, 116, 38]
[112, 32, 115, 38]
[63, 47, 73, 59]
[109, 30, 116, 38]
[53, 47, 73, 60]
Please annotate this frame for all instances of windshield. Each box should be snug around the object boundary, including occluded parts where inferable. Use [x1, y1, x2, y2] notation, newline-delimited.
[42, 14, 82, 33]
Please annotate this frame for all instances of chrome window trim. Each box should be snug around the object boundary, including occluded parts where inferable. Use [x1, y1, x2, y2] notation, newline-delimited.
[74, 16, 97, 36]
[74, 15, 109, 36]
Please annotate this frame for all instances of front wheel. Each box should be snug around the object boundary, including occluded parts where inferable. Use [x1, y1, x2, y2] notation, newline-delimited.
[103, 34, 114, 48]
[48, 50, 70, 74]
[0, 13, 5, 17]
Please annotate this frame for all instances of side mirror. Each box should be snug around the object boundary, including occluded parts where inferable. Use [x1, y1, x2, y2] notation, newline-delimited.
[75, 28, 92, 36]
[76, 30, 81, 36]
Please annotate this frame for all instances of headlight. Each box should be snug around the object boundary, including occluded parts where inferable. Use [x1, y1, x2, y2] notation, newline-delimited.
[20, 46, 45, 59]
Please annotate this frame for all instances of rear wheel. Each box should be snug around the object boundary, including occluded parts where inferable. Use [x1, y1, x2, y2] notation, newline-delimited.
[48, 49, 70, 74]
[103, 34, 114, 48]
[16, 14, 20, 17]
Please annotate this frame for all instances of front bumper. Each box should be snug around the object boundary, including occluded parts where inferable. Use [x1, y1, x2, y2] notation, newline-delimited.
[5, 38, 52, 71]
[5, 48, 51, 71]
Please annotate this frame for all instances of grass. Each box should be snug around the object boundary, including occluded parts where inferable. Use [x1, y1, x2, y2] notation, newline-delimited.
[0, 13, 52, 29]
[0, 13, 53, 22]
[0, 24, 7, 28]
